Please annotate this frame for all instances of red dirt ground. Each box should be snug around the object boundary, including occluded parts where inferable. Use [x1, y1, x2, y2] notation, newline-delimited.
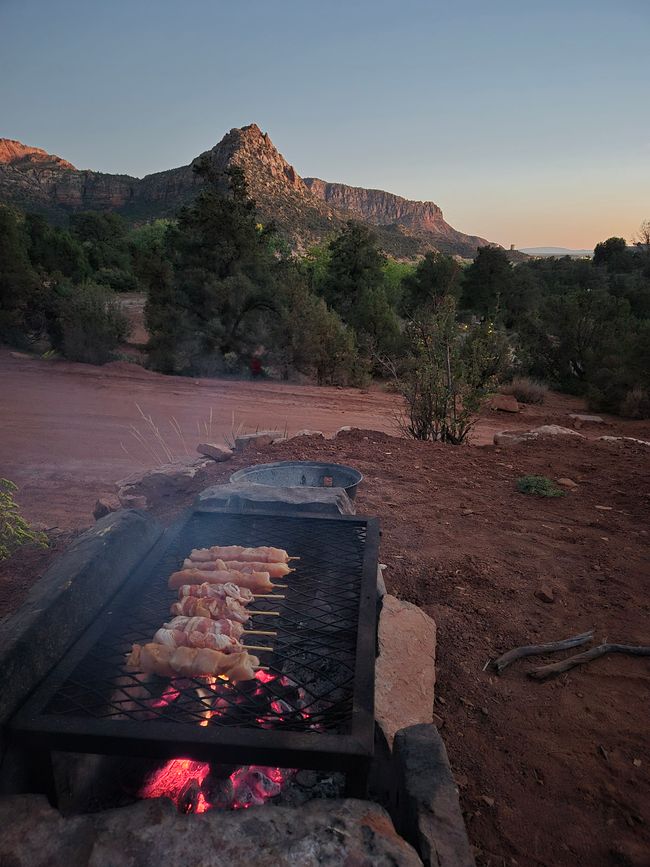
[1, 348, 650, 866]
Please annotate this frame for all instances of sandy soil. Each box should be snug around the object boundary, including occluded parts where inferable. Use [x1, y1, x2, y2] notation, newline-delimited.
[1, 348, 650, 866]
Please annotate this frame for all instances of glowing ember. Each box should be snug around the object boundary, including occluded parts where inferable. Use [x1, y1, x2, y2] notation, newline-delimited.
[139, 759, 294, 812]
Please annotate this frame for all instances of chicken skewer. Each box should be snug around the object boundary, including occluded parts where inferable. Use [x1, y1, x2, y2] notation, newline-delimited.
[153, 618, 273, 653]
[182, 558, 294, 579]
[126, 643, 260, 681]
[170, 594, 279, 622]
[177, 582, 254, 603]
[189, 546, 295, 565]
[168, 567, 276, 593]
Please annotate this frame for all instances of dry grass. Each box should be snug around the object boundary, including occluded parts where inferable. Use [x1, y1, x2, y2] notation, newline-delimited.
[501, 376, 548, 405]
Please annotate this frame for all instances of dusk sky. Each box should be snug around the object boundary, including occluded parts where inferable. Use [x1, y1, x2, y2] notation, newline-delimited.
[1, 0, 648, 249]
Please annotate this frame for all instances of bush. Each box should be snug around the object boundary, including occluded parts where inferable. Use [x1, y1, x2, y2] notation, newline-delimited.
[501, 376, 548, 405]
[56, 284, 130, 364]
[516, 475, 565, 497]
[619, 386, 650, 419]
[391, 296, 508, 444]
[0, 478, 48, 560]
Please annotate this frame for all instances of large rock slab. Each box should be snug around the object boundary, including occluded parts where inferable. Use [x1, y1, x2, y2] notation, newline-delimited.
[0, 795, 423, 867]
[117, 457, 213, 506]
[196, 482, 355, 516]
[494, 425, 586, 446]
[569, 413, 604, 428]
[196, 442, 234, 462]
[375, 595, 436, 747]
[392, 724, 475, 867]
[489, 393, 519, 413]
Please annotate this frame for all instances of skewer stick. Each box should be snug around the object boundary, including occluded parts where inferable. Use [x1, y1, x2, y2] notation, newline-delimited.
[243, 629, 277, 637]
[242, 644, 273, 652]
[288, 557, 300, 561]
[271, 584, 288, 589]
[249, 611, 280, 617]
[251, 594, 285, 599]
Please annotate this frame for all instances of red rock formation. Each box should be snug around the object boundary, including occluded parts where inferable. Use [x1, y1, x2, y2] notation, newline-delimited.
[0, 126, 496, 258]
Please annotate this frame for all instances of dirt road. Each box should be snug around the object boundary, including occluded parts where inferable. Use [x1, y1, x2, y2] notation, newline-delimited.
[0, 347, 539, 529]
[0, 348, 394, 527]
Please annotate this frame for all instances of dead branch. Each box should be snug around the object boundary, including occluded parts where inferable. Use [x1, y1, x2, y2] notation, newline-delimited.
[493, 630, 594, 674]
[528, 643, 650, 680]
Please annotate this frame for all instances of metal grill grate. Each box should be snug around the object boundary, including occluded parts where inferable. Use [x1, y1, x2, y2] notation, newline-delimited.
[10, 511, 379, 780]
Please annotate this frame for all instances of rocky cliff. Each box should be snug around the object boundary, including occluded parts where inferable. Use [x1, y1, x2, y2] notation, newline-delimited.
[0, 125, 494, 258]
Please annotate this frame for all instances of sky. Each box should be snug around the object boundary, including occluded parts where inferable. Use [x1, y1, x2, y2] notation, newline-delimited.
[1, 0, 648, 249]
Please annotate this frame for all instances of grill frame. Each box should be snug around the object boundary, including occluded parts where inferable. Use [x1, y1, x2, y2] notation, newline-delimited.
[9, 510, 379, 783]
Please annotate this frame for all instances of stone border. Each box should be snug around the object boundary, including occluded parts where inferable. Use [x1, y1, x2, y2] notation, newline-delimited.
[0, 510, 162, 743]
[392, 723, 475, 867]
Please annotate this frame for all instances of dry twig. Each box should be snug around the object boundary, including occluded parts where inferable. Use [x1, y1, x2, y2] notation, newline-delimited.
[493, 630, 595, 674]
[528, 644, 650, 681]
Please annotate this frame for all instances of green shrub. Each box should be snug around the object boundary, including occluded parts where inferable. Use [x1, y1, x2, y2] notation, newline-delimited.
[56, 284, 130, 364]
[501, 376, 548, 405]
[516, 475, 565, 497]
[0, 479, 48, 560]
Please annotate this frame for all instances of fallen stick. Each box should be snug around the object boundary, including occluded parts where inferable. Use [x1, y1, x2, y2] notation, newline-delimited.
[493, 629, 595, 674]
[528, 643, 650, 680]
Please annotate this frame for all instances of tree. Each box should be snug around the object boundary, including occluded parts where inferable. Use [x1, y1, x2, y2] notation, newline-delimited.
[321, 221, 401, 355]
[271, 269, 360, 385]
[145, 161, 278, 375]
[25, 213, 89, 283]
[593, 236, 627, 270]
[461, 245, 513, 316]
[400, 251, 461, 316]
[0, 208, 43, 344]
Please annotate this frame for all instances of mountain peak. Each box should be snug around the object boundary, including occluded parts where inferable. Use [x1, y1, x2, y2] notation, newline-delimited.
[0, 138, 76, 171]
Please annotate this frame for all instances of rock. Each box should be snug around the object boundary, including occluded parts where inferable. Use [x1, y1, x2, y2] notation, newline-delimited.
[92, 496, 120, 520]
[569, 413, 604, 428]
[335, 426, 354, 436]
[489, 394, 520, 413]
[289, 429, 325, 439]
[196, 482, 355, 516]
[556, 478, 578, 490]
[234, 431, 286, 451]
[534, 584, 555, 604]
[197, 442, 234, 462]
[0, 795, 422, 867]
[494, 425, 586, 446]
[375, 595, 436, 747]
[117, 457, 213, 504]
[117, 492, 148, 510]
[392, 724, 475, 867]
[598, 436, 650, 448]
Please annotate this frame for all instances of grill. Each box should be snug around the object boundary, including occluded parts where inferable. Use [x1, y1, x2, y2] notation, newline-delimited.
[10, 511, 379, 795]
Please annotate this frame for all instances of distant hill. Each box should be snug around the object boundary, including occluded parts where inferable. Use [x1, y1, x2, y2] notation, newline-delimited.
[519, 246, 593, 258]
[0, 124, 514, 259]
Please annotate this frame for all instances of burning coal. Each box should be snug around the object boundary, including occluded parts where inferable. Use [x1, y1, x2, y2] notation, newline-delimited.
[137, 670, 311, 812]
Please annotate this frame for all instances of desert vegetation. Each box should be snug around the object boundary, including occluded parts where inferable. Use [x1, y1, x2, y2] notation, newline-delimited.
[0, 478, 47, 560]
[1, 167, 649, 423]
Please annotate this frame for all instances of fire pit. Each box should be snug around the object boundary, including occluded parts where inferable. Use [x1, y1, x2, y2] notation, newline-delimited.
[10, 511, 379, 808]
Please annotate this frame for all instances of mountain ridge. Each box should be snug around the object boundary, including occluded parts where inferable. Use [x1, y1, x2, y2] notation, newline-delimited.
[0, 124, 501, 259]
